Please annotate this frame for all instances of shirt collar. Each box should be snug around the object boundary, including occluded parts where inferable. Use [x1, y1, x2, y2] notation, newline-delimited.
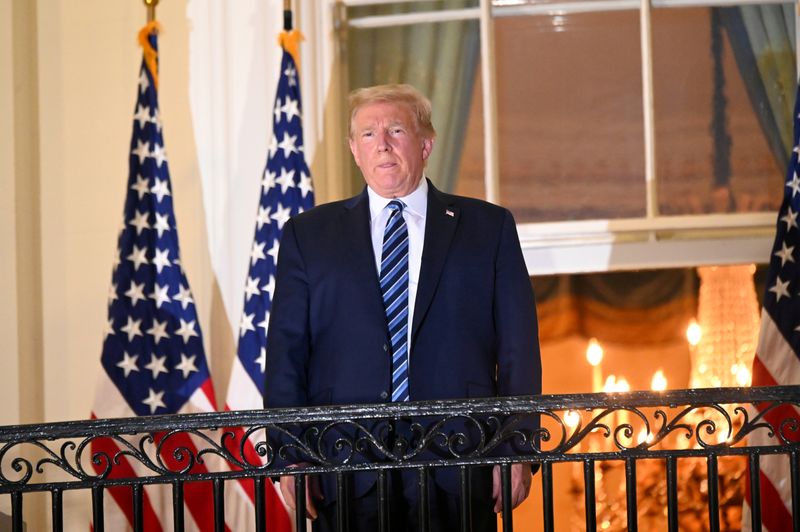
[368, 177, 428, 220]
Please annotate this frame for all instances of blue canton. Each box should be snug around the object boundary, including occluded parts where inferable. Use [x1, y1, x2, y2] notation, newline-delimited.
[236, 49, 315, 394]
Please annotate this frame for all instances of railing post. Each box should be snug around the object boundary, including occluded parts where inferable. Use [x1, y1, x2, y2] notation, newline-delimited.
[51, 488, 63, 532]
[584, 459, 597, 532]
[541, 461, 554, 532]
[92, 486, 104, 532]
[501, 463, 513, 532]
[666, 456, 679, 532]
[625, 457, 638, 532]
[749, 453, 762, 532]
[707, 455, 720, 532]
[295, 473, 307, 532]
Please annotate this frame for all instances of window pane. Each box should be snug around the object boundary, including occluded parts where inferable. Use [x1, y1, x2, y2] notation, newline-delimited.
[460, 12, 646, 222]
[652, 5, 792, 215]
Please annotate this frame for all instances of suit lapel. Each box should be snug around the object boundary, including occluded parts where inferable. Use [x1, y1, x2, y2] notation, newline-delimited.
[411, 182, 459, 346]
[342, 188, 386, 314]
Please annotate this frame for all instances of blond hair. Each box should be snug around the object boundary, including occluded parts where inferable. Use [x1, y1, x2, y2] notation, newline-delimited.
[348, 84, 436, 139]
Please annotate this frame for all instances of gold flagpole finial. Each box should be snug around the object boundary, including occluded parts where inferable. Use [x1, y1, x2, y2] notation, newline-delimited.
[144, 0, 159, 23]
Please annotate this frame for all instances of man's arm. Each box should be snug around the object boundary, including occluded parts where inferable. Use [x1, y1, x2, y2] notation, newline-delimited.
[491, 209, 542, 511]
[264, 218, 311, 410]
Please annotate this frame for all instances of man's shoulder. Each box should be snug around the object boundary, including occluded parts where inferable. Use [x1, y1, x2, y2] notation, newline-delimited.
[291, 193, 364, 226]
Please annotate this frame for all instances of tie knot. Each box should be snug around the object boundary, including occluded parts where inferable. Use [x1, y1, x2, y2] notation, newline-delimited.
[387, 200, 405, 213]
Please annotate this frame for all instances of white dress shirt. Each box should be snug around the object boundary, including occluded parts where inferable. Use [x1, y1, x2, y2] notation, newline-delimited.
[367, 177, 428, 357]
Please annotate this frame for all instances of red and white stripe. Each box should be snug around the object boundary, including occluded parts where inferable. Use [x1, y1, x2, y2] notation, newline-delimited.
[743, 310, 800, 531]
[90, 371, 231, 531]
[222, 357, 292, 532]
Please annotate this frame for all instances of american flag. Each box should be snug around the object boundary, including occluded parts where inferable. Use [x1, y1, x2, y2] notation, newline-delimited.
[222, 31, 313, 531]
[91, 23, 222, 530]
[744, 83, 800, 530]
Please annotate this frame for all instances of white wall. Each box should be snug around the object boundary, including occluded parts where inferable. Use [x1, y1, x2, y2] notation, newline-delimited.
[1, 0, 341, 420]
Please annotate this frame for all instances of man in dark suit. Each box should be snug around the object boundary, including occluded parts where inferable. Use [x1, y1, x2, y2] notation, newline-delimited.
[265, 84, 541, 531]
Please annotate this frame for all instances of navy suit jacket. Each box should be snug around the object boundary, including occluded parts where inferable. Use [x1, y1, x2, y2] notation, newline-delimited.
[264, 180, 541, 497]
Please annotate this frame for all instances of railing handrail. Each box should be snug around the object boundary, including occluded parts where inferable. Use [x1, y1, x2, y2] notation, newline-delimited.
[1, 385, 798, 441]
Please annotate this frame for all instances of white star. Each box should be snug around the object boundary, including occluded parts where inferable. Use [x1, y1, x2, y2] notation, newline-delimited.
[175, 353, 199, 379]
[173, 285, 194, 310]
[244, 276, 261, 301]
[151, 108, 162, 133]
[103, 318, 114, 340]
[125, 281, 147, 307]
[131, 140, 150, 165]
[775, 241, 795, 267]
[262, 169, 277, 191]
[151, 178, 171, 202]
[117, 352, 140, 377]
[787, 173, 800, 198]
[239, 312, 256, 337]
[152, 248, 171, 273]
[275, 168, 296, 194]
[281, 97, 300, 123]
[267, 239, 280, 264]
[257, 311, 270, 333]
[298, 172, 313, 198]
[108, 283, 118, 305]
[256, 206, 272, 229]
[120, 316, 143, 342]
[262, 275, 276, 299]
[274, 99, 283, 124]
[133, 104, 151, 129]
[131, 174, 150, 199]
[144, 354, 169, 379]
[149, 283, 171, 309]
[127, 245, 149, 271]
[151, 143, 168, 168]
[284, 65, 297, 86]
[268, 135, 278, 159]
[278, 133, 298, 158]
[270, 203, 292, 229]
[250, 241, 267, 266]
[782, 207, 799, 232]
[770, 276, 791, 302]
[112, 249, 121, 271]
[142, 388, 166, 414]
[129, 210, 150, 235]
[146, 318, 170, 344]
[175, 319, 199, 343]
[153, 213, 170, 237]
[138, 68, 150, 93]
[255, 347, 267, 373]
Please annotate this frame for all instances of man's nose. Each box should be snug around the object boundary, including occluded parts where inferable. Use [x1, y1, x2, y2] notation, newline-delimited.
[377, 132, 391, 151]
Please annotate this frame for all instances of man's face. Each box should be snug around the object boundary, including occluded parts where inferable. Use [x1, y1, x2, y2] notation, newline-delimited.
[349, 101, 434, 198]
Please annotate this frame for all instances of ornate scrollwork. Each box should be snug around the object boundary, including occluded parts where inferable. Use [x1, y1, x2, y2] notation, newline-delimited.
[0, 389, 799, 491]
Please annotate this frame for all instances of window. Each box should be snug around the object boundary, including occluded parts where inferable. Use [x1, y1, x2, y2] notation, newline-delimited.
[336, 0, 791, 274]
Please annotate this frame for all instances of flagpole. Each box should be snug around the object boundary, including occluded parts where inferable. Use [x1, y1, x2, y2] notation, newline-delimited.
[284, 0, 292, 31]
[145, 0, 158, 23]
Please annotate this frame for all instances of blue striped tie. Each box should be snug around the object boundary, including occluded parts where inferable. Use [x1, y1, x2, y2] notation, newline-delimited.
[380, 200, 410, 402]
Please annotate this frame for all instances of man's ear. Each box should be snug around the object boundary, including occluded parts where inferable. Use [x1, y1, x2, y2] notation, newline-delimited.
[421, 137, 434, 161]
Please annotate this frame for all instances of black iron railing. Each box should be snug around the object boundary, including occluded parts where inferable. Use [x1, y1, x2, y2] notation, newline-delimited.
[1, 386, 799, 531]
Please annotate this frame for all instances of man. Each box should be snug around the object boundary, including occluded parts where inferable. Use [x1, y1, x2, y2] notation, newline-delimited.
[265, 84, 541, 531]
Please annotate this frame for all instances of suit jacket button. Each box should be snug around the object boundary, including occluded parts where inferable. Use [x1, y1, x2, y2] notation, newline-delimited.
[380, 391, 389, 400]
[382, 344, 388, 352]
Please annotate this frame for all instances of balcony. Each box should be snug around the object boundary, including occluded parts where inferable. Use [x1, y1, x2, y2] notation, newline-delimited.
[0, 386, 797, 531]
